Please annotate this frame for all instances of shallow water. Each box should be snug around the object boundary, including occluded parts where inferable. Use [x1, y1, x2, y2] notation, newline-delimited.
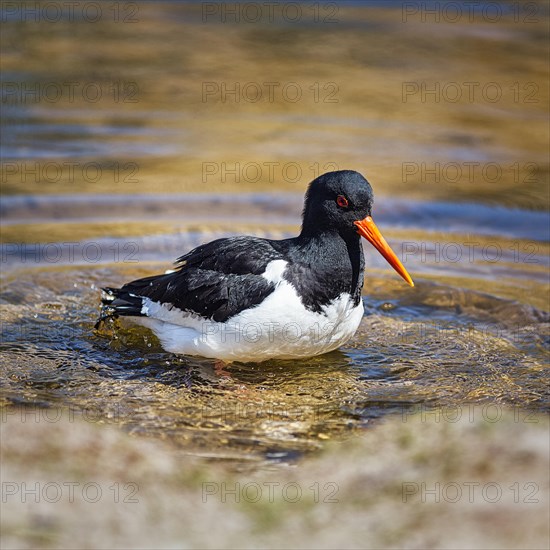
[1, 2, 549, 469]
[1, 193, 548, 467]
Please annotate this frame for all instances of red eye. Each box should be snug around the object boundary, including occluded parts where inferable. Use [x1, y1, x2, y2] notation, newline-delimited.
[336, 195, 349, 208]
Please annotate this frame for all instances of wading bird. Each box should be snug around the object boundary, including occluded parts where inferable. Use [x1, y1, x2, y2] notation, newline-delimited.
[97, 170, 414, 362]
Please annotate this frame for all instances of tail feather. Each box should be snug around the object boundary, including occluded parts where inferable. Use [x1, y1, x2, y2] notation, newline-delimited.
[94, 286, 145, 329]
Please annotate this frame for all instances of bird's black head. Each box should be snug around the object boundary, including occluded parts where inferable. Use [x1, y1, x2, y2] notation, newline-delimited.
[301, 170, 414, 287]
[301, 170, 374, 239]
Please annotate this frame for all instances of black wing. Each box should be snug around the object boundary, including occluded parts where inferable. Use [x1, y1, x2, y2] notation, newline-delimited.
[174, 236, 282, 274]
[96, 236, 284, 327]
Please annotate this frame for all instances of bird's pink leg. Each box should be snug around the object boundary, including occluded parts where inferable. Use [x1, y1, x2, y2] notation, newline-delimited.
[213, 360, 251, 394]
[214, 360, 231, 378]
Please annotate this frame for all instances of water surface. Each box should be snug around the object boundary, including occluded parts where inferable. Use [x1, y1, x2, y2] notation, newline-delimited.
[1, 2, 548, 469]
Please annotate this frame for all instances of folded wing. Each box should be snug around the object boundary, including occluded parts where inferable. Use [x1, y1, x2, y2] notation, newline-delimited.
[96, 236, 284, 327]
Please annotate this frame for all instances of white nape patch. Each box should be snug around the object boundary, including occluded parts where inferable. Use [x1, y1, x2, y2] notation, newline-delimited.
[129, 276, 364, 363]
[261, 259, 288, 284]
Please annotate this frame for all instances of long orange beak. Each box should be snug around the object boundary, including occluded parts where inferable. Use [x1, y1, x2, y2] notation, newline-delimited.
[354, 216, 414, 287]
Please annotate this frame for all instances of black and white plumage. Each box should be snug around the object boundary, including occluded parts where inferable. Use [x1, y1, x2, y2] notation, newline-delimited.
[97, 170, 414, 362]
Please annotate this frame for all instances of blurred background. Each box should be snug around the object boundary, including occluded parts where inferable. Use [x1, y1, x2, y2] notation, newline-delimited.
[1, 1, 549, 548]
[2, 1, 549, 204]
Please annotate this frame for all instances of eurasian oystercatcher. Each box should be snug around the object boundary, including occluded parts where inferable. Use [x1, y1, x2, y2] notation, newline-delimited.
[96, 170, 414, 362]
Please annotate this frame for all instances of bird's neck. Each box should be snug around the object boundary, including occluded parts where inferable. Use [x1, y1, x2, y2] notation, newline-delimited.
[296, 228, 362, 260]
[290, 229, 365, 306]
